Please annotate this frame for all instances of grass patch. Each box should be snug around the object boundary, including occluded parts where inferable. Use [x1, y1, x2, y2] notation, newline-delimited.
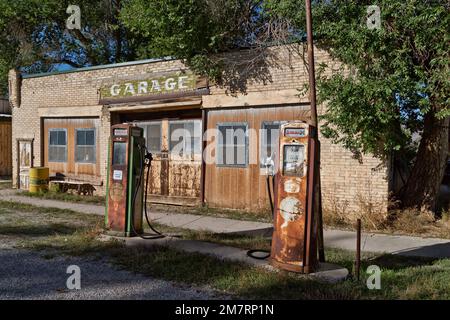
[19, 190, 105, 205]
[324, 207, 450, 240]
[149, 203, 272, 223]
[2, 200, 450, 299]
[0, 181, 12, 190]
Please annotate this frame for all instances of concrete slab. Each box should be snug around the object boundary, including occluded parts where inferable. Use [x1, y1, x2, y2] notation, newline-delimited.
[324, 228, 450, 258]
[105, 235, 348, 283]
[150, 212, 205, 229]
[310, 263, 349, 283]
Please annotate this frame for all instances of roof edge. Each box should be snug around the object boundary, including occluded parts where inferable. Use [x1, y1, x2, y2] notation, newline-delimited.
[21, 56, 176, 79]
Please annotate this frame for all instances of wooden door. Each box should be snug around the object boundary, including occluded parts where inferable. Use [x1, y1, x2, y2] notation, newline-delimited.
[17, 139, 33, 189]
[0, 121, 12, 177]
[139, 118, 202, 205]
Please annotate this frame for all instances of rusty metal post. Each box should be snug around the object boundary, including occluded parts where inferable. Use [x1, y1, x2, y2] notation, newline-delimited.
[200, 108, 208, 206]
[305, 0, 324, 265]
[317, 142, 325, 263]
[305, 0, 318, 127]
[356, 219, 361, 281]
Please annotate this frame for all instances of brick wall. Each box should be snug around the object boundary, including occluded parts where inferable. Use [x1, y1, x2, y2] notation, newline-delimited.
[9, 45, 389, 215]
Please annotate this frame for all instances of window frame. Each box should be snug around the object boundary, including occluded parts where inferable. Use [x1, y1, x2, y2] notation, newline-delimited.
[168, 119, 202, 156]
[259, 120, 287, 169]
[216, 122, 249, 168]
[48, 128, 68, 163]
[75, 128, 96, 164]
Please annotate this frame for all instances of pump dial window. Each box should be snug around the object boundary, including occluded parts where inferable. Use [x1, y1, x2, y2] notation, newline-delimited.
[283, 144, 305, 177]
[113, 142, 127, 165]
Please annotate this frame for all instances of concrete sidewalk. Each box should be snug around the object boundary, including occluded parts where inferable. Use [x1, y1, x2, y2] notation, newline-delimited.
[1, 190, 450, 259]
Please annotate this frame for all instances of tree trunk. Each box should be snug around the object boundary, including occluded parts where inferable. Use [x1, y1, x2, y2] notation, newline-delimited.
[401, 111, 449, 212]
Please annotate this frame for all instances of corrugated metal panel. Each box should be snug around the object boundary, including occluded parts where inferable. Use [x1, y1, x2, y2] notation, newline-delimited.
[43, 118, 101, 183]
[0, 121, 12, 176]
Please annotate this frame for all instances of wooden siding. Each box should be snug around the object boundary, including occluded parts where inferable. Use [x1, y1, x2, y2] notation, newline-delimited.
[0, 120, 12, 176]
[205, 105, 310, 213]
[43, 118, 101, 183]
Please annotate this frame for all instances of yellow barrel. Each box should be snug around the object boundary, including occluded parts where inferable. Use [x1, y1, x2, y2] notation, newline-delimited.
[29, 167, 49, 193]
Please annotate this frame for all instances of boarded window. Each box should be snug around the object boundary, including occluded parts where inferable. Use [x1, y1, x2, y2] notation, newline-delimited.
[169, 120, 201, 156]
[48, 129, 67, 162]
[75, 128, 96, 163]
[260, 121, 286, 168]
[216, 123, 248, 167]
[143, 122, 162, 153]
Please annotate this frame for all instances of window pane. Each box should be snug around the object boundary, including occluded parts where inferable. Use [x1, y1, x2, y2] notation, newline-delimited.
[49, 131, 57, 145]
[146, 124, 161, 153]
[76, 146, 95, 163]
[217, 123, 247, 166]
[77, 130, 86, 146]
[169, 120, 202, 155]
[260, 122, 284, 168]
[58, 131, 66, 145]
[49, 146, 66, 162]
[57, 146, 66, 162]
[85, 130, 95, 145]
[169, 123, 184, 152]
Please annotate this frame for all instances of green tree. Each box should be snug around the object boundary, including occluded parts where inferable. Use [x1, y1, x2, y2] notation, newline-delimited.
[0, 0, 140, 95]
[120, 0, 271, 83]
[268, 0, 449, 212]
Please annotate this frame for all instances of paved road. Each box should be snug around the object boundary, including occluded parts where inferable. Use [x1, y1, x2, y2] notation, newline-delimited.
[0, 247, 222, 300]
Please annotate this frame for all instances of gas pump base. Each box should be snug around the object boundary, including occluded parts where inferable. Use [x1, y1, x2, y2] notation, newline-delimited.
[268, 258, 318, 274]
[105, 230, 140, 238]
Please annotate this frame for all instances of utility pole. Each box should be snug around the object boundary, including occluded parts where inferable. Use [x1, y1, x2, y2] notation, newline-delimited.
[305, 0, 325, 263]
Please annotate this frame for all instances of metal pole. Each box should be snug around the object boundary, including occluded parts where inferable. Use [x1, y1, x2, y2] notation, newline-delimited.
[304, 0, 324, 266]
[356, 219, 361, 281]
[305, 0, 318, 127]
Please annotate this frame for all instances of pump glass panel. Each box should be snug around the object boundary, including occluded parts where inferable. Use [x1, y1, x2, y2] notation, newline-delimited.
[113, 142, 127, 165]
[283, 144, 305, 177]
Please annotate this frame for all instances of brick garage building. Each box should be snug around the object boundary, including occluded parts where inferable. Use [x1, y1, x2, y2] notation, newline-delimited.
[8, 45, 390, 218]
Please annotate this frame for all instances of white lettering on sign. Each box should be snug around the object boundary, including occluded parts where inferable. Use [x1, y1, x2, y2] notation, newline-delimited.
[165, 78, 177, 90]
[138, 81, 148, 94]
[101, 72, 198, 100]
[178, 76, 189, 89]
[151, 80, 161, 92]
[111, 84, 121, 96]
[113, 170, 123, 181]
[124, 83, 135, 95]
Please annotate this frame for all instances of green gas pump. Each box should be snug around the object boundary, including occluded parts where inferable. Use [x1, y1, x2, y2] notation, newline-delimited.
[105, 123, 146, 237]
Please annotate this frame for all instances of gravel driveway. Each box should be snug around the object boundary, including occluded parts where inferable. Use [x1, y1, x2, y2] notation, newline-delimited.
[0, 248, 222, 300]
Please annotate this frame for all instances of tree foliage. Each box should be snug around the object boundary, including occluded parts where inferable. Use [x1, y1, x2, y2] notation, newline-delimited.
[268, 0, 449, 159]
[120, 0, 276, 81]
[0, 0, 140, 95]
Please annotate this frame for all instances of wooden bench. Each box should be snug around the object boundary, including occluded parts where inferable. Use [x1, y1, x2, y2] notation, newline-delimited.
[49, 181, 96, 196]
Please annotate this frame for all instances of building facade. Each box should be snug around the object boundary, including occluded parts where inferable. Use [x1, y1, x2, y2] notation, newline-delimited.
[8, 45, 390, 217]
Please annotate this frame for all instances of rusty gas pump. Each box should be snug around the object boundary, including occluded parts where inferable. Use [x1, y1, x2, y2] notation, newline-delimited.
[269, 121, 319, 273]
[105, 124, 145, 237]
